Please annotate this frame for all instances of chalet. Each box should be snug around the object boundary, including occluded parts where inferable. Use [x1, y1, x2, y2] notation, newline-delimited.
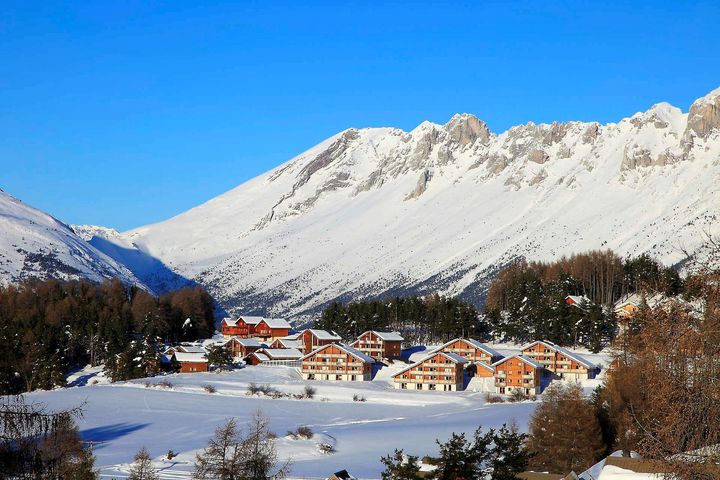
[298, 329, 342, 354]
[520, 340, 597, 381]
[269, 337, 302, 349]
[493, 354, 544, 395]
[172, 351, 209, 373]
[221, 337, 262, 358]
[565, 295, 590, 309]
[300, 343, 375, 381]
[221, 316, 291, 340]
[327, 470, 356, 480]
[430, 338, 502, 366]
[350, 331, 404, 360]
[393, 352, 467, 391]
[613, 293, 643, 319]
[244, 348, 303, 366]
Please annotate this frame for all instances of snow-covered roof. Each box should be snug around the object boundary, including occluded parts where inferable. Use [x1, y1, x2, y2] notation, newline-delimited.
[259, 317, 291, 329]
[173, 352, 208, 363]
[393, 351, 468, 378]
[247, 351, 270, 362]
[431, 338, 501, 358]
[262, 348, 303, 360]
[301, 343, 375, 364]
[306, 329, 342, 341]
[520, 340, 597, 369]
[566, 294, 590, 305]
[475, 361, 495, 372]
[492, 354, 544, 370]
[613, 293, 643, 311]
[177, 345, 206, 354]
[223, 337, 262, 347]
[274, 338, 302, 349]
[237, 315, 265, 325]
[356, 330, 404, 341]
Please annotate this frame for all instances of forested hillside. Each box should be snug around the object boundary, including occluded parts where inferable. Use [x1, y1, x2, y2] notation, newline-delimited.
[0, 279, 215, 395]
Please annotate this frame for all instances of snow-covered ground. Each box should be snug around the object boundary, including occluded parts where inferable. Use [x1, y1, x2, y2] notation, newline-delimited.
[22, 343, 613, 479]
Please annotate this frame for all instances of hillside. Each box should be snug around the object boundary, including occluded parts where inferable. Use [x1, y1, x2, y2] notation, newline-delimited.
[108, 87, 720, 318]
[0, 189, 144, 289]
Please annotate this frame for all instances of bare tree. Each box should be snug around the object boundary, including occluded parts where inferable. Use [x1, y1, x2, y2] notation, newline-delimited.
[193, 411, 291, 480]
[128, 446, 159, 480]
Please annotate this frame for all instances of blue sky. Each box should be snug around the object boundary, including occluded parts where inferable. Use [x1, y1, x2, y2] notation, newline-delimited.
[2, 1, 719, 231]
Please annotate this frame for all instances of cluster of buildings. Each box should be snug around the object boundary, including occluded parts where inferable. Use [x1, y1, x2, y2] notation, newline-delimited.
[160, 314, 599, 397]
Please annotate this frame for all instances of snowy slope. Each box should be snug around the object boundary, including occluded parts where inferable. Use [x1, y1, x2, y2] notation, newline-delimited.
[0, 189, 144, 289]
[116, 87, 720, 317]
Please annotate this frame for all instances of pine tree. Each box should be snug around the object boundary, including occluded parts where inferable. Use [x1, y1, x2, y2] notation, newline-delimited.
[128, 446, 159, 480]
[488, 423, 528, 480]
[380, 449, 422, 479]
[207, 345, 233, 370]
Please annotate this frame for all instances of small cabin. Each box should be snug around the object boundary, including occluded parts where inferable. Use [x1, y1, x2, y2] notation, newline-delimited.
[350, 331, 404, 360]
[393, 352, 467, 391]
[172, 352, 209, 373]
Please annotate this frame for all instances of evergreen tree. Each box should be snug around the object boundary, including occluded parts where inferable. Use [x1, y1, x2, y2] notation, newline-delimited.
[207, 345, 233, 370]
[380, 449, 422, 480]
[488, 423, 528, 480]
[128, 446, 159, 480]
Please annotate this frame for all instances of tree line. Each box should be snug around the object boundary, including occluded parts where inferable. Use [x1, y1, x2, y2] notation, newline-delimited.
[0, 278, 215, 395]
[483, 250, 683, 351]
[316, 293, 486, 345]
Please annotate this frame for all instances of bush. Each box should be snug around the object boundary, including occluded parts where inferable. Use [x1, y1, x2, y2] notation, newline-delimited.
[203, 384, 217, 394]
[485, 392, 505, 403]
[353, 394, 366, 402]
[303, 385, 316, 399]
[166, 450, 178, 460]
[296, 425, 313, 439]
[318, 443, 335, 454]
[508, 389, 529, 403]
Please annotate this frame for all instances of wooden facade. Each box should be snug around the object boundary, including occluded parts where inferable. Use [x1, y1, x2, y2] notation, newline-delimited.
[493, 355, 543, 395]
[301, 344, 374, 381]
[432, 338, 501, 366]
[222, 337, 262, 358]
[298, 329, 341, 354]
[350, 331, 403, 360]
[172, 352, 209, 373]
[393, 352, 467, 391]
[521, 340, 597, 381]
[221, 316, 291, 341]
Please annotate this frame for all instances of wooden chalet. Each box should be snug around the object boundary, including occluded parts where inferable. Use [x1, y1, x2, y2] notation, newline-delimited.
[492, 354, 544, 395]
[245, 348, 303, 366]
[221, 316, 291, 340]
[222, 337, 262, 358]
[520, 340, 597, 381]
[565, 295, 590, 309]
[269, 337, 302, 350]
[298, 329, 342, 354]
[163, 344, 206, 356]
[172, 351, 209, 373]
[430, 337, 502, 366]
[300, 343, 375, 381]
[473, 361, 495, 378]
[350, 331, 404, 360]
[393, 352, 467, 391]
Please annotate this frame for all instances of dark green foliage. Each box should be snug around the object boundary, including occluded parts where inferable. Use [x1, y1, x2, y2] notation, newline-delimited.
[0, 279, 216, 394]
[207, 345, 233, 369]
[380, 449, 422, 480]
[316, 294, 486, 344]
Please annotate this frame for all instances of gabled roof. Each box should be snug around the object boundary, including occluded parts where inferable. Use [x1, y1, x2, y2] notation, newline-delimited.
[565, 295, 590, 307]
[223, 337, 262, 347]
[246, 351, 270, 362]
[492, 354, 544, 370]
[273, 338, 302, 349]
[522, 340, 598, 369]
[475, 361, 495, 373]
[355, 330, 404, 341]
[177, 345, 206, 354]
[257, 317, 291, 329]
[305, 329, 342, 341]
[262, 348, 303, 360]
[173, 352, 208, 363]
[237, 315, 265, 325]
[431, 337, 501, 358]
[393, 351, 468, 378]
[301, 343, 375, 364]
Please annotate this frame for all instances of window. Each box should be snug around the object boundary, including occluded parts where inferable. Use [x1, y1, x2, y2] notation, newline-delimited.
[336, 375, 342, 380]
[429, 384, 436, 390]
[401, 383, 407, 389]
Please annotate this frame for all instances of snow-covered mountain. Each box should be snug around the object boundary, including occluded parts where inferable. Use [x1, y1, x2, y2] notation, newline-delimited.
[0, 190, 145, 289]
[24, 87, 720, 318]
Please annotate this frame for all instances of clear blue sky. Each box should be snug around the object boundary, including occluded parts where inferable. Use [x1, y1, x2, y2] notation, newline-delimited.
[2, 1, 719, 231]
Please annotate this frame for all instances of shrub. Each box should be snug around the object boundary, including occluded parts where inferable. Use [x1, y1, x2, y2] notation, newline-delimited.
[166, 450, 178, 460]
[296, 425, 313, 439]
[353, 394, 366, 402]
[303, 385, 316, 399]
[318, 443, 335, 454]
[508, 389, 529, 403]
[203, 384, 217, 394]
[485, 392, 505, 403]
[247, 383, 260, 395]
[157, 380, 174, 389]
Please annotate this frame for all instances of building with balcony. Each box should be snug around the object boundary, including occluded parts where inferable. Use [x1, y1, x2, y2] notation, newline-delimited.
[392, 352, 467, 391]
[492, 354, 544, 395]
[430, 338, 502, 366]
[350, 331, 404, 360]
[520, 340, 597, 381]
[300, 343, 374, 381]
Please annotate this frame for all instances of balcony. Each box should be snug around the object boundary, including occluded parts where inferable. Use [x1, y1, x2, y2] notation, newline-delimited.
[495, 381, 507, 387]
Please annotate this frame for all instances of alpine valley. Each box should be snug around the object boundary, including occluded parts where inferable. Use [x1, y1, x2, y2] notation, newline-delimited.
[4, 87, 720, 318]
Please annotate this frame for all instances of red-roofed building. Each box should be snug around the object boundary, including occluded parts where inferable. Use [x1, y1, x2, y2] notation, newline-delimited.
[392, 352, 467, 391]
